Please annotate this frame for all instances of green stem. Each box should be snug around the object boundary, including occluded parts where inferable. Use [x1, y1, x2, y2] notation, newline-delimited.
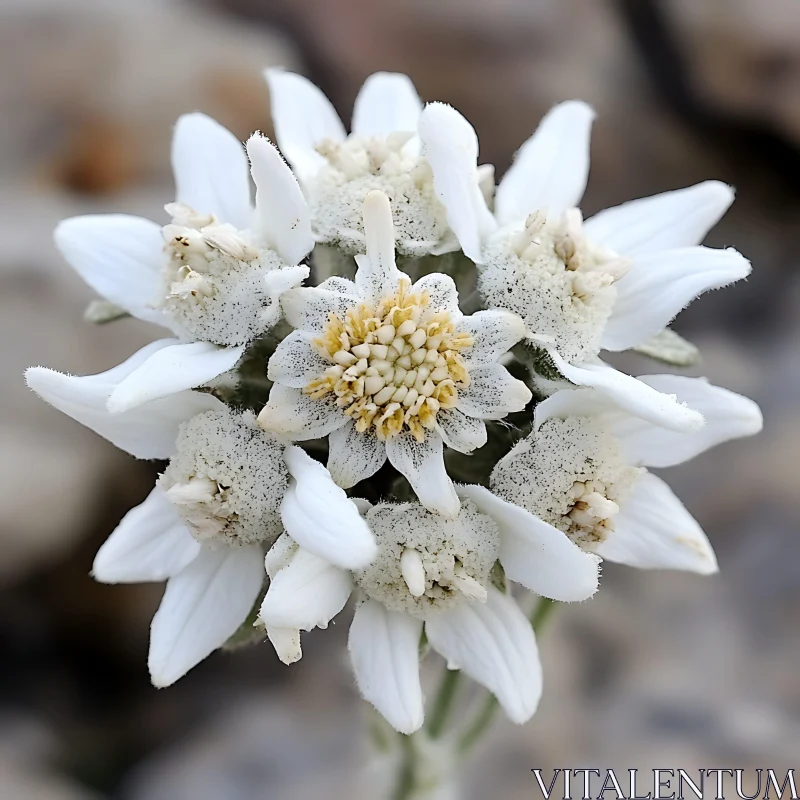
[458, 597, 557, 754]
[426, 668, 461, 739]
[392, 734, 418, 800]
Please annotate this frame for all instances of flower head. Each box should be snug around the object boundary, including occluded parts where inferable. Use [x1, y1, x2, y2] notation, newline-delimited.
[54, 115, 314, 411]
[267, 70, 467, 256]
[25, 345, 375, 686]
[491, 375, 763, 572]
[259, 190, 532, 516]
[259, 491, 600, 732]
[419, 101, 752, 431]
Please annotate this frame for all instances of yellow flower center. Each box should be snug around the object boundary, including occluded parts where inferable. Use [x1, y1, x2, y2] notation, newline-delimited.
[305, 278, 472, 442]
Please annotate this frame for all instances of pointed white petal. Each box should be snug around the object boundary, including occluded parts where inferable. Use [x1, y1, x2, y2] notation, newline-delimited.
[246, 134, 314, 265]
[107, 342, 244, 412]
[584, 181, 735, 256]
[354, 191, 403, 305]
[435, 409, 487, 454]
[171, 113, 252, 230]
[258, 383, 346, 440]
[495, 101, 595, 226]
[603, 247, 751, 351]
[612, 375, 763, 468]
[280, 285, 359, 334]
[549, 353, 704, 433]
[26, 344, 224, 459]
[148, 545, 264, 687]
[318, 275, 359, 295]
[267, 330, 331, 389]
[456, 364, 532, 420]
[348, 600, 424, 735]
[412, 272, 461, 321]
[460, 310, 526, 368]
[265, 69, 346, 182]
[596, 472, 717, 574]
[418, 102, 497, 263]
[264, 532, 298, 579]
[457, 484, 599, 601]
[260, 264, 311, 332]
[385, 432, 460, 518]
[327, 421, 387, 488]
[260, 546, 351, 630]
[426, 588, 541, 724]
[532, 386, 617, 430]
[54, 215, 166, 326]
[93, 487, 201, 583]
[266, 626, 302, 665]
[281, 445, 377, 568]
[351, 72, 422, 136]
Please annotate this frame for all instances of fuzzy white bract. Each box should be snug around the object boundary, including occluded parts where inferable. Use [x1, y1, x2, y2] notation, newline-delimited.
[259, 492, 600, 733]
[54, 115, 314, 412]
[258, 190, 531, 517]
[267, 70, 470, 256]
[418, 101, 752, 432]
[25, 347, 375, 687]
[491, 375, 763, 572]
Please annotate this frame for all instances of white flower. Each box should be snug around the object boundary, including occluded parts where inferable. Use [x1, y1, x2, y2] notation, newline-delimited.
[54, 114, 314, 412]
[491, 375, 763, 573]
[259, 493, 600, 732]
[418, 101, 751, 432]
[258, 190, 531, 517]
[25, 344, 375, 686]
[266, 69, 468, 256]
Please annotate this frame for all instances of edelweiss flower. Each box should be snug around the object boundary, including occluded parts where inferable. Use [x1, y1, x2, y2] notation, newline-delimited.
[491, 375, 762, 572]
[419, 101, 752, 431]
[55, 114, 314, 412]
[259, 191, 531, 516]
[25, 343, 375, 686]
[259, 490, 600, 733]
[267, 69, 478, 256]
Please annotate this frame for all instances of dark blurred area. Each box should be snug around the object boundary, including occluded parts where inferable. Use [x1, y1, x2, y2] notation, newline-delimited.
[1, 0, 798, 797]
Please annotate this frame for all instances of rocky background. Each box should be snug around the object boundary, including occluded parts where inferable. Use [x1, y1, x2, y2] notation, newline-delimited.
[1, 0, 798, 797]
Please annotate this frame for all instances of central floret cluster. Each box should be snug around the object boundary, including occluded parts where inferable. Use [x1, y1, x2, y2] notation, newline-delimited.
[306, 277, 472, 441]
[481, 209, 630, 362]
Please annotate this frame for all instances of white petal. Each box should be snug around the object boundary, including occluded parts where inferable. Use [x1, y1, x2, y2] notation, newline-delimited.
[457, 484, 599, 601]
[584, 181, 735, 256]
[595, 472, 717, 574]
[281, 445, 377, 569]
[385, 432, 460, 518]
[260, 546, 351, 630]
[54, 215, 166, 326]
[266, 626, 302, 665]
[348, 600, 424, 735]
[413, 272, 461, 321]
[612, 375, 763, 468]
[246, 134, 314, 265]
[258, 383, 346, 440]
[327, 421, 388, 488]
[351, 72, 422, 136]
[495, 101, 595, 225]
[460, 310, 527, 368]
[354, 190, 403, 305]
[93, 487, 201, 584]
[435, 409, 487, 454]
[456, 364, 532, 420]
[265, 69, 346, 182]
[426, 588, 541, 724]
[148, 545, 264, 687]
[532, 386, 618, 430]
[280, 286, 359, 334]
[602, 247, 751, 351]
[267, 330, 331, 389]
[171, 113, 252, 230]
[261, 264, 311, 332]
[318, 275, 358, 295]
[549, 353, 704, 433]
[26, 344, 224, 459]
[418, 102, 497, 263]
[107, 342, 244, 413]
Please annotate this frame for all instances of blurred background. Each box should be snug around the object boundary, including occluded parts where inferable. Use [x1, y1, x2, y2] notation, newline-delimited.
[1, 0, 799, 797]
